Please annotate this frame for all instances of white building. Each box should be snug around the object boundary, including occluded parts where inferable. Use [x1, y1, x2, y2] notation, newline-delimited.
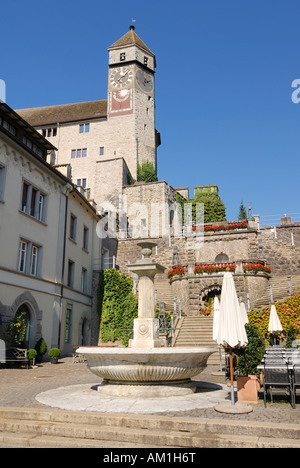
[0, 102, 102, 356]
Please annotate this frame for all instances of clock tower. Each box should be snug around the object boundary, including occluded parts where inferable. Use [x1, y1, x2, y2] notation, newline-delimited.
[107, 26, 158, 179]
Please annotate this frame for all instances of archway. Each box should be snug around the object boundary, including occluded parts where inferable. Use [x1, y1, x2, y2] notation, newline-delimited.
[81, 318, 89, 345]
[200, 284, 222, 315]
[14, 304, 32, 348]
[78, 312, 90, 346]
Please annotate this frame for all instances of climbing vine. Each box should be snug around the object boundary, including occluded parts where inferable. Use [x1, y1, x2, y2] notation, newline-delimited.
[98, 269, 138, 346]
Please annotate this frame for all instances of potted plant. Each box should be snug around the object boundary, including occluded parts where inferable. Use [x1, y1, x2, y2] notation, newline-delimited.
[34, 337, 47, 363]
[235, 323, 265, 404]
[48, 348, 61, 364]
[28, 349, 37, 367]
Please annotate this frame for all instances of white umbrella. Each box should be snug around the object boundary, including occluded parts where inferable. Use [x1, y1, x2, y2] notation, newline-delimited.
[213, 296, 220, 341]
[217, 272, 248, 404]
[240, 302, 249, 325]
[268, 305, 282, 344]
[213, 296, 222, 372]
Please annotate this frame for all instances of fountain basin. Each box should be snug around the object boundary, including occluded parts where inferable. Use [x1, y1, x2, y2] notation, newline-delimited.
[76, 346, 216, 397]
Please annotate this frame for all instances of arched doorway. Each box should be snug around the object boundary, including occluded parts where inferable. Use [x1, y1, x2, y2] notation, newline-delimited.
[15, 304, 32, 348]
[81, 318, 89, 345]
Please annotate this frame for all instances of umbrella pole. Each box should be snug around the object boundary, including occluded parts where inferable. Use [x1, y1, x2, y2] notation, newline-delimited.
[229, 345, 235, 405]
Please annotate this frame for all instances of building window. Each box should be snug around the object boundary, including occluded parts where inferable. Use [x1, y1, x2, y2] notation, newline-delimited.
[21, 181, 47, 222]
[83, 226, 89, 251]
[42, 127, 57, 138]
[79, 123, 89, 133]
[71, 148, 87, 159]
[67, 260, 75, 288]
[70, 214, 77, 241]
[99, 147, 104, 156]
[77, 178, 87, 189]
[81, 268, 87, 293]
[120, 52, 126, 61]
[18, 241, 28, 273]
[144, 56, 148, 66]
[0, 118, 16, 136]
[65, 306, 72, 344]
[30, 245, 39, 276]
[18, 240, 40, 276]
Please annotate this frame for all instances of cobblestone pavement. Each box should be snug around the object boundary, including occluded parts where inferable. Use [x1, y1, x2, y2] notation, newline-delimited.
[0, 358, 299, 423]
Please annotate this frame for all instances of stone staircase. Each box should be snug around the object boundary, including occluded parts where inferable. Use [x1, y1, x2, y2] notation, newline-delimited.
[173, 316, 220, 366]
[154, 276, 174, 313]
[252, 275, 300, 309]
[0, 406, 300, 448]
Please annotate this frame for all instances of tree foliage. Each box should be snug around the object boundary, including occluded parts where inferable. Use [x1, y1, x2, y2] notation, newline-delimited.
[137, 161, 158, 183]
[238, 200, 247, 220]
[191, 192, 226, 224]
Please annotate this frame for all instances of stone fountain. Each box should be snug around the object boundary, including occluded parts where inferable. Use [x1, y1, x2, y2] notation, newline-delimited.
[76, 242, 216, 398]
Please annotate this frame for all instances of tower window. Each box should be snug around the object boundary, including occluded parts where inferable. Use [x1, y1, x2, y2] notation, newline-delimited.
[144, 56, 148, 66]
[120, 52, 126, 61]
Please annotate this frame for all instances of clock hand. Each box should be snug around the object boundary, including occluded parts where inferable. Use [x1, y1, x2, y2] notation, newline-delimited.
[118, 71, 128, 82]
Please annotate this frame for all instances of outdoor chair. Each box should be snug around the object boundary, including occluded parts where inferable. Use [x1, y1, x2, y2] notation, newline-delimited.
[263, 364, 295, 408]
[293, 365, 300, 405]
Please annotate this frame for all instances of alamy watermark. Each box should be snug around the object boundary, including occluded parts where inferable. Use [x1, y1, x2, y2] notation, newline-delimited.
[96, 196, 204, 249]
[0, 79, 6, 103]
[291, 79, 300, 103]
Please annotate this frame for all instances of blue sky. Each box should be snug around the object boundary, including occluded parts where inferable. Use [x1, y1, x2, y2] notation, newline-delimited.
[1, 0, 300, 223]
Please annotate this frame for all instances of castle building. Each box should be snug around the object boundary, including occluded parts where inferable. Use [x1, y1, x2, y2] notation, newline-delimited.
[16, 26, 160, 209]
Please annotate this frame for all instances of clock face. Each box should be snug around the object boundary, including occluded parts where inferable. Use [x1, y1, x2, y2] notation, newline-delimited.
[109, 66, 133, 89]
[136, 69, 154, 93]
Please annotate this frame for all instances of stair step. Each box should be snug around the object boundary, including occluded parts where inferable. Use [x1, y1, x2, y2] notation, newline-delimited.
[0, 407, 299, 448]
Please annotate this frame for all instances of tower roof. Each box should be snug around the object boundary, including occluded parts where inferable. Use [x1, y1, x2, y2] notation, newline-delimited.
[108, 26, 155, 57]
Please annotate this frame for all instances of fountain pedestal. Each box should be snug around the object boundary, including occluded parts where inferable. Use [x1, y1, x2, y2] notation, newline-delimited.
[128, 248, 165, 348]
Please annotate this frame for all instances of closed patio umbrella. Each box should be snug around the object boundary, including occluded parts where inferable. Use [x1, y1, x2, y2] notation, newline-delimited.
[217, 272, 248, 404]
[240, 302, 249, 325]
[268, 304, 282, 334]
[213, 296, 222, 372]
[268, 304, 282, 344]
[213, 296, 220, 341]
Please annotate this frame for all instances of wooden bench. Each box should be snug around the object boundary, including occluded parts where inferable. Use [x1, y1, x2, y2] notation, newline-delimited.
[5, 348, 29, 368]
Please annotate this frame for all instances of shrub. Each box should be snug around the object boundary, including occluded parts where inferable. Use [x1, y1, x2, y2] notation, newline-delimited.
[27, 349, 37, 361]
[235, 324, 265, 376]
[48, 348, 60, 359]
[249, 294, 300, 343]
[34, 337, 47, 361]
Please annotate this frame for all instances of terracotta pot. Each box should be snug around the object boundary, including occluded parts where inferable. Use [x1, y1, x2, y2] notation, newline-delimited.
[237, 375, 260, 404]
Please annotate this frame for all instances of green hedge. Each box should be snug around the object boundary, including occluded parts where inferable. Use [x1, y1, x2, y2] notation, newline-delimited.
[98, 269, 138, 346]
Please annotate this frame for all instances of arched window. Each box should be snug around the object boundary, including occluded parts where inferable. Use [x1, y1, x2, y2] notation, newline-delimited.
[215, 253, 229, 263]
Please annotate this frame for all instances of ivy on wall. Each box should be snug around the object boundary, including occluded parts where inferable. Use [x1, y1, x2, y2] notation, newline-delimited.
[97, 269, 138, 346]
